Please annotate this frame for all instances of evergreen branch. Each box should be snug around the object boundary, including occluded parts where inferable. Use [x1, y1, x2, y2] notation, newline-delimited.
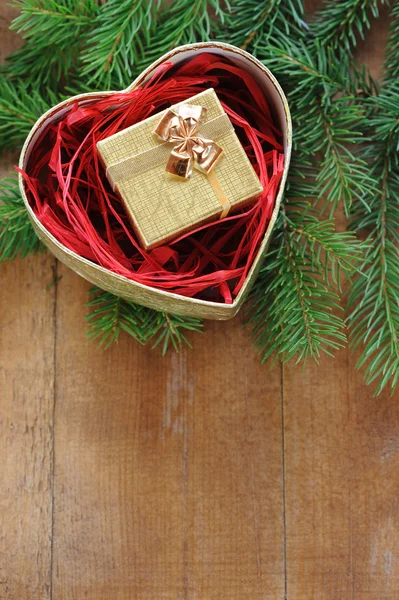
[348, 112, 399, 394]
[3, 0, 99, 90]
[135, 0, 230, 76]
[366, 85, 399, 146]
[221, 0, 306, 52]
[296, 98, 377, 215]
[286, 201, 366, 289]
[258, 39, 376, 108]
[86, 287, 203, 354]
[223, 0, 282, 50]
[0, 76, 57, 153]
[258, 40, 377, 215]
[146, 310, 204, 355]
[80, 0, 160, 89]
[238, 0, 282, 50]
[86, 288, 151, 348]
[311, 0, 388, 51]
[348, 172, 399, 394]
[247, 199, 364, 364]
[0, 177, 43, 261]
[345, 0, 399, 395]
[10, 0, 96, 30]
[385, 0, 399, 81]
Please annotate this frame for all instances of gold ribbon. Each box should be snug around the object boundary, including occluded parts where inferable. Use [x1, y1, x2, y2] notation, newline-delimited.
[153, 104, 224, 179]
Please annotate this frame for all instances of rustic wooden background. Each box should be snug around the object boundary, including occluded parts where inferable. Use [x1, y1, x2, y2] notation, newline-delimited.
[1, 2, 399, 599]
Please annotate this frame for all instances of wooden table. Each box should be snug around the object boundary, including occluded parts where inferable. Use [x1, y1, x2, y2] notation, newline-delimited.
[1, 5, 398, 599]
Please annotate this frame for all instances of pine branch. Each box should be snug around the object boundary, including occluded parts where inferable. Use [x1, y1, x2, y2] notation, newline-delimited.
[385, 0, 399, 82]
[247, 199, 365, 364]
[3, 0, 98, 90]
[146, 310, 204, 355]
[0, 76, 57, 153]
[86, 287, 203, 354]
[86, 288, 151, 348]
[311, 0, 388, 51]
[348, 165, 399, 395]
[347, 87, 399, 395]
[254, 4, 399, 394]
[258, 40, 377, 215]
[0, 177, 43, 261]
[259, 40, 378, 107]
[135, 0, 230, 76]
[233, 0, 283, 50]
[366, 85, 399, 146]
[80, 0, 160, 89]
[222, 0, 306, 52]
[296, 97, 377, 216]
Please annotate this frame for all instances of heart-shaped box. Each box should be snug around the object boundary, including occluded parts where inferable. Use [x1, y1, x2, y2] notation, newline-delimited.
[18, 42, 292, 321]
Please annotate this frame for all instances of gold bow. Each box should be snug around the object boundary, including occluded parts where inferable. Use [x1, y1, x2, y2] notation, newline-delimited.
[153, 104, 224, 179]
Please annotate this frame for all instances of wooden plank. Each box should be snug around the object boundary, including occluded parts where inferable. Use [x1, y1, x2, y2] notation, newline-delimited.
[283, 354, 399, 599]
[183, 315, 284, 599]
[51, 263, 285, 599]
[0, 5, 55, 599]
[0, 252, 56, 600]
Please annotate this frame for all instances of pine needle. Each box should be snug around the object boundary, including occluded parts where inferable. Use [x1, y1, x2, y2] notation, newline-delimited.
[4, 0, 99, 90]
[80, 0, 160, 89]
[311, 0, 388, 51]
[0, 177, 43, 261]
[86, 288, 203, 354]
[347, 87, 399, 395]
[219, 0, 306, 52]
[0, 76, 57, 153]
[246, 200, 366, 364]
[135, 0, 230, 75]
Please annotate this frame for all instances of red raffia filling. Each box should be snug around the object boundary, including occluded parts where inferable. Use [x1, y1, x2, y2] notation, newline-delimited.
[20, 54, 284, 304]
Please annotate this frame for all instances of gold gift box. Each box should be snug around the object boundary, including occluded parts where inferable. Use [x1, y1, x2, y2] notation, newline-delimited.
[97, 88, 263, 250]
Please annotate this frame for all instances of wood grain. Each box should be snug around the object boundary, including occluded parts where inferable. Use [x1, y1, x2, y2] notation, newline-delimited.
[284, 354, 399, 600]
[1, 3, 399, 600]
[0, 252, 56, 600]
[51, 264, 284, 599]
[0, 5, 55, 600]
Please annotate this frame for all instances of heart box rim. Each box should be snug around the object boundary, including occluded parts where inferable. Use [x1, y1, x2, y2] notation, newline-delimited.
[18, 41, 292, 321]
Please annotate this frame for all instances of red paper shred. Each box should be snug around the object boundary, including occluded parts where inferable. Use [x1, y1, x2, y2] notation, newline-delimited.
[19, 54, 285, 304]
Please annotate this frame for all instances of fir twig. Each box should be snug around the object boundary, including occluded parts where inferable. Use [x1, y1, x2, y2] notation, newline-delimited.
[80, 0, 160, 89]
[0, 76, 56, 153]
[136, 0, 230, 75]
[86, 287, 151, 348]
[258, 40, 377, 215]
[348, 88, 399, 395]
[0, 177, 43, 261]
[384, 0, 399, 83]
[224, 0, 282, 50]
[247, 199, 365, 363]
[297, 97, 377, 216]
[222, 0, 306, 52]
[311, 0, 388, 51]
[86, 287, 203, 354]
[3, 0, 99, 90]
[345, 0, 399, 394]
[148, 310, 204, 355]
